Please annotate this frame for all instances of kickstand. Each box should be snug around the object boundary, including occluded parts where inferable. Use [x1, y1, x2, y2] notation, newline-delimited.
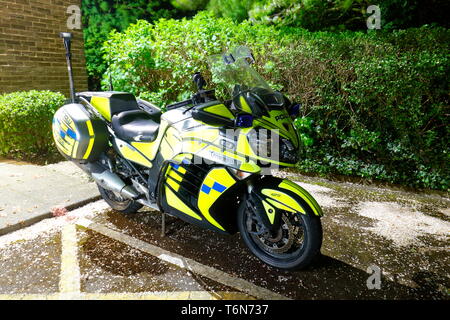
[161, 213, 166, 237]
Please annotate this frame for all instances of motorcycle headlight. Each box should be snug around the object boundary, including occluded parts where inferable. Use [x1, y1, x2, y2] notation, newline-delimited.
[247, 128, 298, 164]
[248, 128, 273, 158]
[280, 138, 299, 163]
[228, 168, 252, 180]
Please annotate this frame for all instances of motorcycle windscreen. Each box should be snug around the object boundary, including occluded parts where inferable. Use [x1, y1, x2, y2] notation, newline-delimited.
[207, 46, 284, 114]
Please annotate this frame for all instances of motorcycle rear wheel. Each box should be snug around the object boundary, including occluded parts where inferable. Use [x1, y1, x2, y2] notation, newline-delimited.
[97, 184, 143, 214]
[237, 200, 322, 270]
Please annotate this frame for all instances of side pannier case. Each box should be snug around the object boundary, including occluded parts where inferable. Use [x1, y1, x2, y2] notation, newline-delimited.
[52, 103, 108, 162]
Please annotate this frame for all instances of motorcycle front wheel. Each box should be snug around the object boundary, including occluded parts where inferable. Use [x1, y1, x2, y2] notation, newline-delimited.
[237, 200, 322, 270]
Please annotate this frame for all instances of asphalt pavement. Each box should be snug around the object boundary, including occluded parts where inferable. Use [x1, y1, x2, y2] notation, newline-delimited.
[0, 159, 448, 300]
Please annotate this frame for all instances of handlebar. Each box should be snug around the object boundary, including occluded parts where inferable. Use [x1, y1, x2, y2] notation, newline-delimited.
[166, 98, 193, 111]
[165, 89, 216, 111]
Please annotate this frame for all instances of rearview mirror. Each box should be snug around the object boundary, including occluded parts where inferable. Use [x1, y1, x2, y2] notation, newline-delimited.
[288, 103, 301, 118]
[192, 72, 206, 91]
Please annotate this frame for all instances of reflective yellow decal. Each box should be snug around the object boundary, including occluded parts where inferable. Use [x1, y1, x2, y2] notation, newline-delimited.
[204, 104, 234, 119]
[165, 162, 185, 192]
[165, 187, 202, 220]
[266, 198, 295, 214]
[261, 189, 305, 214]
[166, 177, 180, 192]
[279, 180, 323, 216]
[117, 140, 152, 167]
[82, 120, 95, 160]
[90, 96, 111, 121]
[262, 199, 276, 224]
[197, 168, 236, 231]
[239, 96, 252, 113]
[132, 141, 159, 161]
[169, 170, 183, 182]
[71, 141, 79, 158]
[52, 111, 79, 158]
[239, 161, 260, 173]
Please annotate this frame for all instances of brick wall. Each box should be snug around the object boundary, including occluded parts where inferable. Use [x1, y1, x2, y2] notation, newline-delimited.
[0, 0, 87, 97]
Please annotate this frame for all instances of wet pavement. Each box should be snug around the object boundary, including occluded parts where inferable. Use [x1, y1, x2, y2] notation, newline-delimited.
[0, 174, 448, 300]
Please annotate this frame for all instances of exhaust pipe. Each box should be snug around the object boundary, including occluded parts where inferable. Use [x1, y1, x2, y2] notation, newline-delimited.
[76, 162, 140, 200]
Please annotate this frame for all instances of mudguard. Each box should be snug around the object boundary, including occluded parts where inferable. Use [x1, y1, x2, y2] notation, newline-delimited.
[248, 176, 323, 231]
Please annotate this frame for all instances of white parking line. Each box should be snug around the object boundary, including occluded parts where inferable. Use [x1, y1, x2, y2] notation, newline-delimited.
[0, 291, 254, 300]
[59, 223, 81, 297]
[76, 218, 290, 300]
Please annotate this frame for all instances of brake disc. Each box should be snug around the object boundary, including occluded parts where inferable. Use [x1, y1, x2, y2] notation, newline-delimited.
[247, 207, 302, 254]
[257, 215, 296, 254]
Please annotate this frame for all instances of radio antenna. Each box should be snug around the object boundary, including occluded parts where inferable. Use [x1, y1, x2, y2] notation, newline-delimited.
[59, 32, 76, 103]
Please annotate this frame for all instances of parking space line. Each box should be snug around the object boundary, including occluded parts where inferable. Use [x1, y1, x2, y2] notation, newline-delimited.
[59, 223, 81, 296]
[0, 291, 255, 300]
[76, 218, 290, 300]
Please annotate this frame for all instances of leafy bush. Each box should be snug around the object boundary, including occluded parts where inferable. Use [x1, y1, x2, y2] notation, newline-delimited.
[281, 28, 450, 190]
[81, 0, 186, 90]
[209, 0, 450, 31]
[379, 0, 450, 30]
[103, 11, 286, 104]
[249, 0, 368, 31]
[0, 91, 65, 160]
[83, 0, 449, 90]
[103, 13, 449, 190]
[207, 0, 256, 22]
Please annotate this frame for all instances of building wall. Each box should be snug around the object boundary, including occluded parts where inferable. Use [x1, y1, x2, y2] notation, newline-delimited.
[0, 0, 87, 97]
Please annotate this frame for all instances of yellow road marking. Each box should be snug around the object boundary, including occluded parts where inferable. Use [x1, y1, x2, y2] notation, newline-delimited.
[76, 218, 289, 300]
[0, 215, 285, 300]
[0, 291, 255, 300]
[59, 224, 81, 295]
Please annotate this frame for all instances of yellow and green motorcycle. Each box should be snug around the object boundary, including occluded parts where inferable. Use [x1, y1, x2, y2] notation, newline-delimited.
[53, 34, 323, 270]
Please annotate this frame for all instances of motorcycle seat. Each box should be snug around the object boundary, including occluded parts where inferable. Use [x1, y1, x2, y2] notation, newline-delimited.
[112, 110, 159, 142]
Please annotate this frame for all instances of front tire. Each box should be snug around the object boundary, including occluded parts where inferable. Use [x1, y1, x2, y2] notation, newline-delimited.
[97, 184, 143, 214]
[237, 199, 322, 270]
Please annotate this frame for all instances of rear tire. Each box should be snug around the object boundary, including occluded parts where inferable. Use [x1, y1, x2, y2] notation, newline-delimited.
[97, 184, 143, 214]
[237, 199, 322, 270]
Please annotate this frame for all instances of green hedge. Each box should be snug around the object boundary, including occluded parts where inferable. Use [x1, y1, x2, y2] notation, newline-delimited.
[103, 12, 286, 104]
[81, 0, 195, 90]
[0, 90, 65, 161]
[103, 12, 449, 190]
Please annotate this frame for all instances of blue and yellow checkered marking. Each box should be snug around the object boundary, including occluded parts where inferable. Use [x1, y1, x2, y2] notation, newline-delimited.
[55, 118, 78, 141]
[201, 182, 226, 194]
[197, 168, 237, 232]
[170, 159, 190, 169]
[169, 161, 187, 175]
[59, 128, 77, 140]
